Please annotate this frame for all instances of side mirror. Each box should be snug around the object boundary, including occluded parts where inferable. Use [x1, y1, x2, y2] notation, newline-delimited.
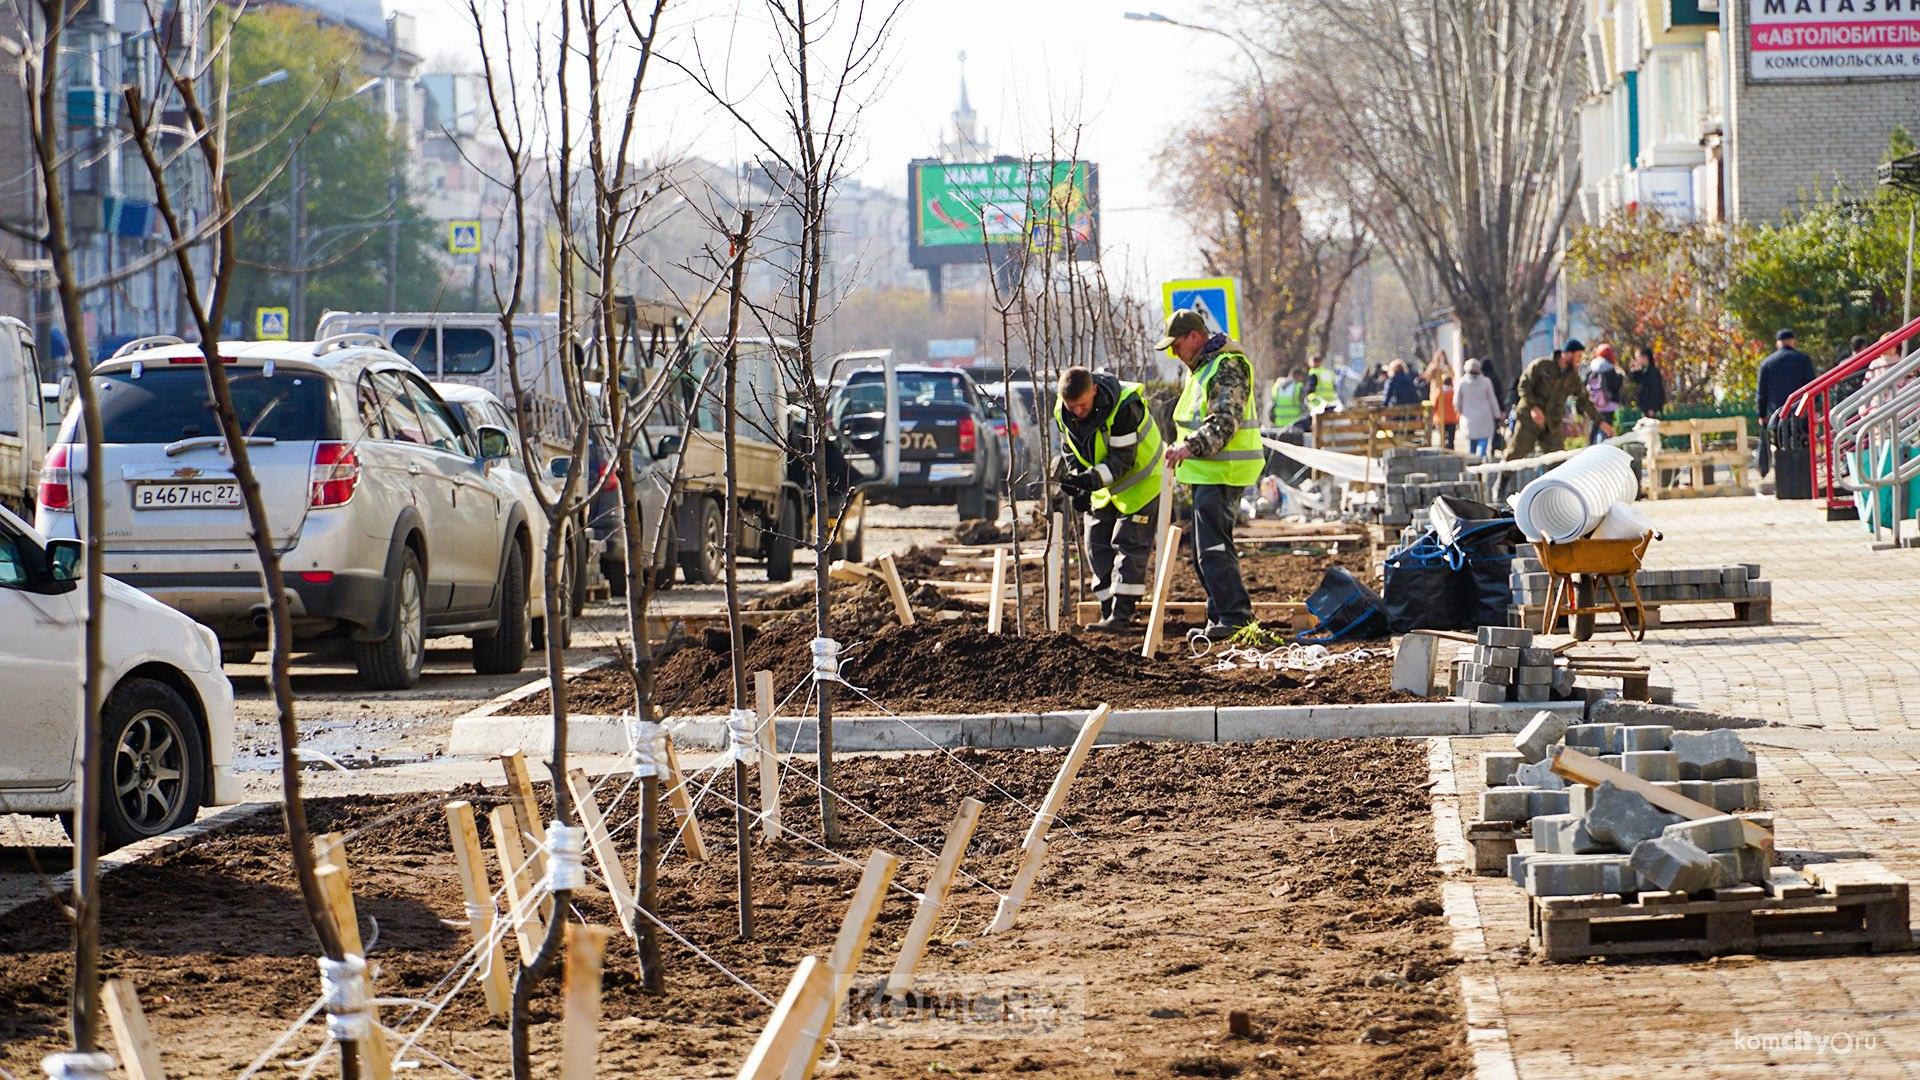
[548, 456, 572, 479]
[653, 433, 682, 459]
[45, 538, 81, 593]
[477, 424, 513, 462]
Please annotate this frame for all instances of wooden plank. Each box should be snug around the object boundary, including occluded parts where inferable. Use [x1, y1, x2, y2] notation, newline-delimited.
[828, 559, 881, 584]
[444, 801, 512, 1018]
[986, 703, 1113, 934]
[499, 750, 551, 923]
[754, 669, 781, 843]
[315, 864, 397, 1079]
[561, 924, 611, 1080]
[786, 850, 901, 1079]
[738, 956, 834, 1080]
[103, 978, 165, 1080]
[313, 831, 349, 886]
[878, 553, 915, 626]
[985, 548, 1007, 635]
[1046, 511, 1064, 633]
[563, 771, 638, 935]
[1551, 749, 1773, 850]
[885, 797, 985, 997]
[1139, 524, 1185, 658]
[489, 803, 547, 964]
[661, 734, 711, 862]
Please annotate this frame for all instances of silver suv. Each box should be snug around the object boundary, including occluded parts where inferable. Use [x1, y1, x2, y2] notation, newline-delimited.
[36, 334, 535, 689]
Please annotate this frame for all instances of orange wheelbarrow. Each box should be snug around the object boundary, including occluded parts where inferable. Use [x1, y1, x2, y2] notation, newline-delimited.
[1536, 533, 1654, 641]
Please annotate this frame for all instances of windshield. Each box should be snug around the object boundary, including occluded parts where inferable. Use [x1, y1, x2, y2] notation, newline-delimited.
[67, 367, 339, 444]
[837, 371, 971, 413]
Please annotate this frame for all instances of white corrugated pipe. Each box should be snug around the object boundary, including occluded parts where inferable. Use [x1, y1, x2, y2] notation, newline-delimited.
[1513, 443, 1640, 543]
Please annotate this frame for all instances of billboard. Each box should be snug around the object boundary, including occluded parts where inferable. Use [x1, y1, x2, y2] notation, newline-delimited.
[908, 159, 1099, 268]
[1749, 0, 1920, 80]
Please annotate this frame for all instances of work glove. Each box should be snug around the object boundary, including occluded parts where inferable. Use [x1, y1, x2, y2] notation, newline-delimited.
[1057, 469, 1098, 497]
[1071, 489, 1092, 513]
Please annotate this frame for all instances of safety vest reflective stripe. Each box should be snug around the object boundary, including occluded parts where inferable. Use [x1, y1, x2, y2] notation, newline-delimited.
[1204, 448, 1266, 460]
[1106, 443, 1164, 494]
[1053, 380, 1164, 515]
[1172, 350, 1265, 487]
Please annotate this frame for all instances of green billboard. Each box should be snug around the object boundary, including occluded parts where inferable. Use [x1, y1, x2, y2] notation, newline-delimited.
[908, 159, 1099, 267]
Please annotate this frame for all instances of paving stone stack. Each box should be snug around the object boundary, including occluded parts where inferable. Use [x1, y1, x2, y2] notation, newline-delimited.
[1477, 715, 1773, 898]
[1450, 626, 1575, 704]
[1381, 448, 1484, 528]
[1506, 549, 1771, 614]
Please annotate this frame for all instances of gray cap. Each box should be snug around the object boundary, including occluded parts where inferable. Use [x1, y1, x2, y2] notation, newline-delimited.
[1155, 309, 1209, 350]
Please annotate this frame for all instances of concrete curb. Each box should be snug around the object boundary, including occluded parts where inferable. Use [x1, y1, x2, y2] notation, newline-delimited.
[458, 655, 615, 722]
[446, 699, 1584, 757]
[0, 801, 274, 920]
[1426, 737, 1520, 1079]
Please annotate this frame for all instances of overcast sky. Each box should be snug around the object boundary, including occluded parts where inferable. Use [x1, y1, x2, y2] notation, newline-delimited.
[392, 0, 1252, 292]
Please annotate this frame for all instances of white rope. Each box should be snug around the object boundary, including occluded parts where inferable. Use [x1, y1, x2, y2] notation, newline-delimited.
[40, 1054, 114, 1080]
[627, 901, 778, 1008]
[544, 822, 586, 892]
[461, 901, 492, 928]
[1194, 640, 1387, 672]
[317, 955, 374, 1042]
[699, 779, 930, 904]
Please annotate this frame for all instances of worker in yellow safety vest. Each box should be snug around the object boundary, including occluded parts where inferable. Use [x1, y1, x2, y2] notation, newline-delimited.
[1053, 365, 1164, 633]
[1161, 308, 1260, 640]
[1305, 359, 1339, 414]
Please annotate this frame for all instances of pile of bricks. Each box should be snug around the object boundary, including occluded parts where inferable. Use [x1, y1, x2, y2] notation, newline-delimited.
[1450, 626, 1575, 704]
[1381, 448, 1483, 528]
[1478, 713, 1771, 897]
[1507, 551, 1773, 610]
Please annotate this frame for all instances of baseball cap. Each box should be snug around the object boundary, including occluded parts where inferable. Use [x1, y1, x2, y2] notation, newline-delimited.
[1777, 328, 1797, 341]
[1155, 309, 1209, 350]
[1562, 338, 1585, 353]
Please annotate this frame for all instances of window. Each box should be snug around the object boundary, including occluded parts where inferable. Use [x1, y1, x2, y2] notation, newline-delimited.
[389, 327, 437, 371]
[371, 370, 425, 445]
[0, 530, 25, 589]
[356, 374, 387, 439]
[441, 328, 497, 375]
[72, 367, 339, 444]
[402, 375, 472, 456]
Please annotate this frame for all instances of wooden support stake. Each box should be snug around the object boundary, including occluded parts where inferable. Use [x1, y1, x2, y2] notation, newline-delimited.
[443, 802, 513, 1018]
[737, 956, 834, 1080]
[785, 850, 901, 1080]
[828, 559, 881, 584]
[499, 749, 552, 923]
[985, 547, 1008, 635]
[1140, 524, 1185, 658]
[314, 865, 396, 1078]
[885, 797, 985, 998]
[103, 978, 164, 1080]
[755, 669, 781, 843]
[878, 553, 915, 626]
[561, 924, 612, 1080]
[488, 803, 546, 963]
[988, 703, 1111, 933]
[563, 770, 639, 935]
[1045, 510, 1064, 632]
[1551, 748, 1773, 849]
[661, 733, 711, 862]
[313, 831, 348, 884]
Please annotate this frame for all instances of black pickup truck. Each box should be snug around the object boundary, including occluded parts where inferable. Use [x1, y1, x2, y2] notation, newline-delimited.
[831, 365, 1004, 520]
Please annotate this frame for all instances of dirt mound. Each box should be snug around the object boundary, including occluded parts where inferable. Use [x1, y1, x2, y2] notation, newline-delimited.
[948, 515, 1046, 545]
[1171, 546, 1377, 604]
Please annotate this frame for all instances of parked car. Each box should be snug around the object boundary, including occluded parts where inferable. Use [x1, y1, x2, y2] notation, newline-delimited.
[37, 333, 537, 690]
[0, 316, 46, 515]
[977, 378, 1045, 499]
[831, 362, 1003, 520]
[0, 503, 241, 849]
[434, 382, 579, 648]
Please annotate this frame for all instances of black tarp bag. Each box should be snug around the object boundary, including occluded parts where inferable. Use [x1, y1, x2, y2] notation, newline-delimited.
[1295, 566, 1390, 643]
[1383, 531, 1469, 633]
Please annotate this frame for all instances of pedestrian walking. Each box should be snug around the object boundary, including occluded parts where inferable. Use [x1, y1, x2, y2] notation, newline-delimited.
[1453, 358, 1504, 458]
[1430, 367, 1460, 448]
[1755, 328, 1814, 475]
[1382, 359, 1423, 407]
[1051, 366, 1163, 635]
[1160, 308, 1260, 641]
[1505, 339, 1613, 461]
[1627, 345, 1666, 419]
[1586, 343, 1625, 442]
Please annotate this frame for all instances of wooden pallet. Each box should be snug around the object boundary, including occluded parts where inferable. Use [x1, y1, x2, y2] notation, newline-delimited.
[1313, 405, 1427, 458]
[1645, 417, 1754, 500]
[1517, 594, 1772, 632]
[1529, 860, 1911, 962]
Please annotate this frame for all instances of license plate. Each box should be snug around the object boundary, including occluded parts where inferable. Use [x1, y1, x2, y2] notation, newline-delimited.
[928, 463, 975, 482]
[134, 482, 241, 509]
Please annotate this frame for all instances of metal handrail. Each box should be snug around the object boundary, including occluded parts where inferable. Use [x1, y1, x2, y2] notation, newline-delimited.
[1832, 346, 1920, 444]
[1776, 316, 1920, 511]
[1833, 352, 1920, 545]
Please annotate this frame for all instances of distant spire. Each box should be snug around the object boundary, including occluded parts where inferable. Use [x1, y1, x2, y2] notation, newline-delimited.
[955, 51, 973, 120]
[941, 51, 989, 162]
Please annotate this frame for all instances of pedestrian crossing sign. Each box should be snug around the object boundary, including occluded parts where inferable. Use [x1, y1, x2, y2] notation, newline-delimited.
[255, 307, 290, 340]
[448, 220, 483, 255]
[1162, 277, 1242, 342]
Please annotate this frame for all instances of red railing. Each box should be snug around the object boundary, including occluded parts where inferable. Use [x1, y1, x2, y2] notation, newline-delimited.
[1784, 315, 1920, 512]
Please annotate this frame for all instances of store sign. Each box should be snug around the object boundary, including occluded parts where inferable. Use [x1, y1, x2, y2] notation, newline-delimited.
[1749, 0, 1920, 80]
[1634, 168, 1696, 220]
[909, 160, 1098, 267]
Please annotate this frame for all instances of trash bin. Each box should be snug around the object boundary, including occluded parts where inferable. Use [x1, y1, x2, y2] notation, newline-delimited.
[1770, 413, 1813, 501]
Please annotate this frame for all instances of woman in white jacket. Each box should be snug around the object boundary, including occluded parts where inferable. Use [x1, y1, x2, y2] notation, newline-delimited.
[1452, 358, 1505, 458]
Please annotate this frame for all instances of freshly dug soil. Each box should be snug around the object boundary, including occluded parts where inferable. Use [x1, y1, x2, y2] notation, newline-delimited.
[0, 741, 1467, 1079]
[515, 618, 1400, 716]
[1170, 546, 1379, 604]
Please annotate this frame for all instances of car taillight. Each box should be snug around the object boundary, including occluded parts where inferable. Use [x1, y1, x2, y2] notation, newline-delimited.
[1008, 421, 1019, 437]
[309, 442, 359, 508]
[38, 444, 71, 511]
[958, 416, 976, 453]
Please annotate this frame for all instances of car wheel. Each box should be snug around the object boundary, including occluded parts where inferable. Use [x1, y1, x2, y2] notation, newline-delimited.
[96, 677, 208, 851]
[766, 497, 797, 582]
[474, 542, 531, 675]
[679, 497, 725, 584]
[354, 547, 426, 690]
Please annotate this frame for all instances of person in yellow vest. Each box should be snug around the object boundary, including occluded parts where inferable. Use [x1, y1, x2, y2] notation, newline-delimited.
[1160, 309, 1259, 640]
[1053, 365, 1164, 634]
[1305, 358, 1339, 415]
[1268, 367, 1308, 431]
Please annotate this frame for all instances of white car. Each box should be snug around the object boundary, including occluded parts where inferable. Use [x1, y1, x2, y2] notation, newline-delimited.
[0, 504, 240, 849]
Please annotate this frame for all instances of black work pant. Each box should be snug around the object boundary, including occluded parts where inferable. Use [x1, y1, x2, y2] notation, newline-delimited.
[1086, 498, 1157, 607]
[1189, 483, 1254, 628]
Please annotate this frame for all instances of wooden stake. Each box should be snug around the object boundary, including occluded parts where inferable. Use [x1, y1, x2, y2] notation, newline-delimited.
[488, 803, 546, 964]
[1045, 510, 1064, 632]
[1140, 524, 1185, 658]
[985, 547, 1008, 634]
[988, 702, 1111, 933]
[785, 850, 900, 1080]
[885, 797, 985, 998]
[737, 956, 834, 1080]
[499, 749, 552, 922]
[314, 864, 396, 1078]
[313, 831, 348, 884]
[755, 669, 781, 843]
[443, 801, 512, 1017]
[102, 978, 164, 1080]
[878, 553, 915, 626]
[661, 733, 711, 862]
[561, 924, 611, 1080]
[563, 770, 639, 935]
